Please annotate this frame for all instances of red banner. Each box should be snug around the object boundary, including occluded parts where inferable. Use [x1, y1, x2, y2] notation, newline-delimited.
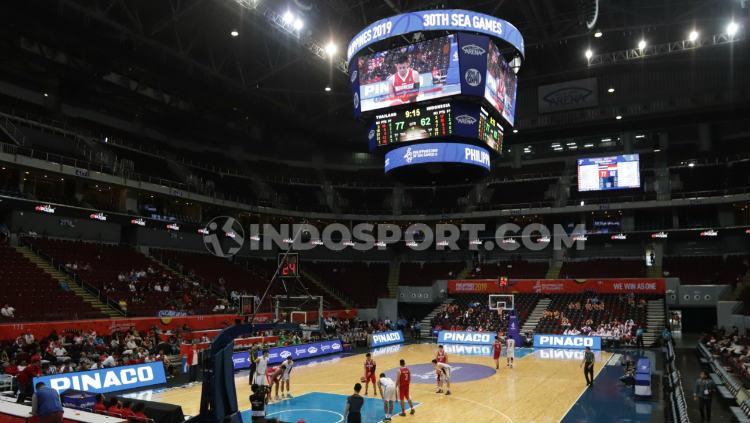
[448, 278, 665, 294]
[178, 336, 279, 358]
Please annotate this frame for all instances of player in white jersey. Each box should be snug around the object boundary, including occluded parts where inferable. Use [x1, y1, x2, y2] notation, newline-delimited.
[254, 349, 269, 387]
[431, 359, 452, 395]
[379, 373, 397, 422]
[506, 337, 516, 368]
[280, 357, 294, 398]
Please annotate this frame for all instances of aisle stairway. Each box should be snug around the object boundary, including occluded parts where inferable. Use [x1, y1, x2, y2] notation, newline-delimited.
[645, 299, 666, 346]
[421, 298, 454, 338]
[521, 298, 551, 333]
[301, 270, 354, 309]
[16, 246, 121, 318]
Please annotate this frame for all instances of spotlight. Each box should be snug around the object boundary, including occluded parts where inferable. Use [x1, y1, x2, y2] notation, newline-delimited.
[43, 92, 49, 97]
[324, 42, 337, 57]
[615, 115, 622, 120]
[512, 129, 518, 134]
[594, 30, 603, 38]
[324, 86, 331, 92]
[607, 87, 615, 93]
[726, 21, 739, 37]
[637, 39, 647, 50]
[293, 18, 304, 31]
[585, 49, 593, 59]
[688, 30, 699, 41]
[283, 11, 294, 24]
[230, 29, 239, 37]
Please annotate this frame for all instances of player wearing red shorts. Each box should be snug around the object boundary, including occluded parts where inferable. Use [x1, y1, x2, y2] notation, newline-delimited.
[267, 364, 285, 401]
[493, 336, 503, 370]
[364, 353, 381, 396]
[435, 345, 448, 392]
[397, 359, 415, 417]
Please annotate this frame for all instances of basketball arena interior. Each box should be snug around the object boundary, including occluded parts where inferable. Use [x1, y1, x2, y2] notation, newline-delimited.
[0, 1, 748, 422]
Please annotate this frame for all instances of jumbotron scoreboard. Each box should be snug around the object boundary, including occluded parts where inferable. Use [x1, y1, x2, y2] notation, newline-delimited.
[348, 9, 524, 176]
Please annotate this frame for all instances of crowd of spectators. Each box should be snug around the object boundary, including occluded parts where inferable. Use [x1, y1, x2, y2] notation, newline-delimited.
[430, 301, 507, 333]
[701, 327, 750, 384]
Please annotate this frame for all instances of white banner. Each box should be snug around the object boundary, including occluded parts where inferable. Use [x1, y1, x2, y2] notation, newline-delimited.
[538, 78, 598, 113]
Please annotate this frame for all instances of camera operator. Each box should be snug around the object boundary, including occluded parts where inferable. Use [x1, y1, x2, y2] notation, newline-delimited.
[249, 384, 267, 422]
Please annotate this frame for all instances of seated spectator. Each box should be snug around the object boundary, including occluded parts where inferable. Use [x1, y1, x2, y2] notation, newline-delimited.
[1, 303, 15, 319]
[107, 398, 122, 417]
[92, 394, 107, 413]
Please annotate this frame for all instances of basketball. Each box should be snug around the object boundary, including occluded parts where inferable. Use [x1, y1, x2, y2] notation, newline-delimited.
[360, 376, 366, 383]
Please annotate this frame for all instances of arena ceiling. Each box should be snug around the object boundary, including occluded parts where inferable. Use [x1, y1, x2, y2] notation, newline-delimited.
[0, 0, 746, 155]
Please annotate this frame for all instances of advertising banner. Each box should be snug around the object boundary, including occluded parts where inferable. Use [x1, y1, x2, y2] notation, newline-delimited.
[369, 330, 405, 347]
[447, 278, 666, 294]
[347, 10, 525, 61]
[34, 362, 167, 394]
[384, 142, 491, 172]
[438, 330, 495, 345]
[457, 33, 490, 98]
[232, 339, 344, 369]
[533, 334, 602, 350]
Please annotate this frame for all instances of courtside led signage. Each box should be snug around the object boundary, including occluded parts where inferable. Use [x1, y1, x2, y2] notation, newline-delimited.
[34, 362, 166, 394]
[35, 204, 55, 214]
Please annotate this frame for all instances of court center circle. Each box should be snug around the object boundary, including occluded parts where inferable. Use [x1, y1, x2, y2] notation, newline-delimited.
[384, 362, 497, 384]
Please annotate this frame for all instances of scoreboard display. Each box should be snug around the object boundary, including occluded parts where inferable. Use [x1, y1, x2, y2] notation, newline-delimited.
[477, 107, 504, 153]
[278, 253, 300, 278]
[373, 103, 452, 146]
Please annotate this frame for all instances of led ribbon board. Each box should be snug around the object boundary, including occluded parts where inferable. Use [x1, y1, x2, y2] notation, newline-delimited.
[347, 9, 525, 62]
[384, 142, 491, 172]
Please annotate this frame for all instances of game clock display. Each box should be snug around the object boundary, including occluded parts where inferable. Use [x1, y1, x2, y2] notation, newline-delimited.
[477, 107, 503, 153]
[374, 103, 452, 146]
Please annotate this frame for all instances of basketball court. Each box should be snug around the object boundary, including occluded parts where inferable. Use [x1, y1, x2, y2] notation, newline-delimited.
[142, 343, 615, 423]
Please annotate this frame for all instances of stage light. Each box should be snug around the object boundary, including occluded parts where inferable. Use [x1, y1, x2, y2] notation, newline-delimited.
[638, 39, 647, 50]
[293, 18, 304, 31]
[230, 29, 239, 37]
[594, 30, 603, 38]
[324, 86, 331, 92]
[615, 115, 622, 120]
[585, 49, 593, 59]
[727, 21, 739, 36]
[324, 42, 337, 57]
[688, 30, 699, 41]
[283, 11, 294, 23]
[607, 87, 615, 93]
[513, 129, 518, 133]
[43, 92, 48, 97]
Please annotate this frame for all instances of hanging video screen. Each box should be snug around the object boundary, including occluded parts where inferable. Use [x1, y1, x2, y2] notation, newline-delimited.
[357, 34, 460, 112]
[484, 41, 518, 126]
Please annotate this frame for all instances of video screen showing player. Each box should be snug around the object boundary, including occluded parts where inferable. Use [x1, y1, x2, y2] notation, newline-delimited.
[483, 41, 518, 126]
[358, 35, 460, 112]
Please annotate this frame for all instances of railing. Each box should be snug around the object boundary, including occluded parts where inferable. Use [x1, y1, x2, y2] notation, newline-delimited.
[0, 114, 26, 146]
[665, 339, 690, 423]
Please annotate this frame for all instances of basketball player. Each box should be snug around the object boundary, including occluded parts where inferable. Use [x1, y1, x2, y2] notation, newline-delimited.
[268, 364, 285, 401]
[397, 359, 415, 416]
[436, 345, 448, 364]
[432, 359, 451, 395]
[506, 335, 516, 368]
[387, 54, 420, 105]
[363, 353, 381, 396]
[492, 336, 503, 370]
[280, 357, 294, 398]
[253, 349, 270, 398]
[378, 372, 397, 422]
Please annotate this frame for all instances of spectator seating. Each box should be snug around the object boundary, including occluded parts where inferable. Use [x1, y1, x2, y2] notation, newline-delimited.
[431, 294, 539, 331]
[559, 259, 647, 278]
[535, 293, 649, 335]
[399, 262, 465, 286]
[0, 243, 104, 321]
[469, 261, 549, 279]
[303, 262, 389, 308]
[26, 239, 218, 316]
[663, 255, 748, 285]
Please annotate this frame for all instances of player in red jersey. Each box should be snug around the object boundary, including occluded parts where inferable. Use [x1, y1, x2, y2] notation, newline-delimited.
[436, 345, 448, 364]
[363, 353, 381, 396]
[397, 359, 415, 416]
[387, 54, 420, 105]
[268, 364, 286, 401]
[493, 336, 503, 370]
